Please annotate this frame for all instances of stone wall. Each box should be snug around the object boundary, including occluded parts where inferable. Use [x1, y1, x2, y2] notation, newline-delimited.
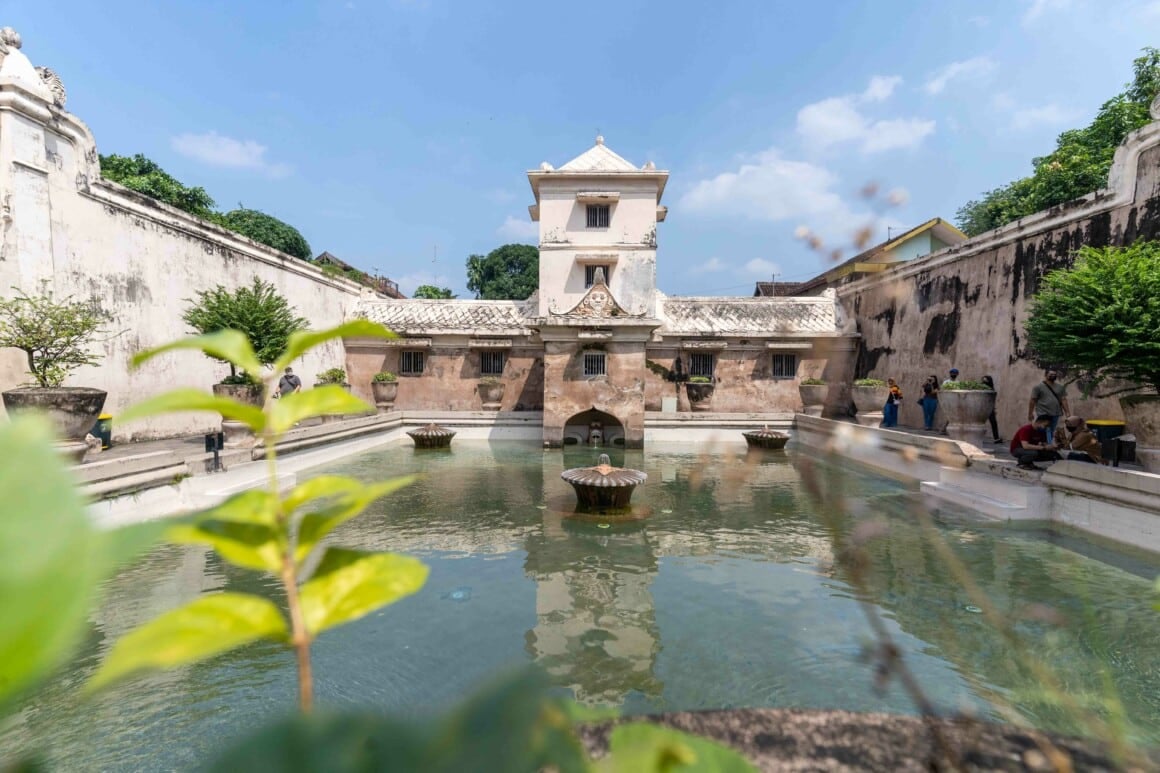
[838, 108, 1160, 436]
[0, 57, 365, 440]
[542, 341, 647, 448]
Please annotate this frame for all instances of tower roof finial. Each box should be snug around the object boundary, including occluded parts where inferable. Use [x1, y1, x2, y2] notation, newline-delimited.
[595, 134, 604, 146]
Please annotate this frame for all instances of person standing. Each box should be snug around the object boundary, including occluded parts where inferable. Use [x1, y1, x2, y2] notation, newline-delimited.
[981, 375, 1002, 443]
[942, 367, 960, 387]
[883, 378, 902, 427]
[1027, 369, 1069, 438]
[277, 367, 303, 397]
[920, 375, 939, 431]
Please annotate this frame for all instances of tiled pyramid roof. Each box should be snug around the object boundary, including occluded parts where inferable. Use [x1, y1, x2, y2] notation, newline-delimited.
[558, 137, 639, 172]
[358, 298, 535, 335]
[659, 296, 838, 336]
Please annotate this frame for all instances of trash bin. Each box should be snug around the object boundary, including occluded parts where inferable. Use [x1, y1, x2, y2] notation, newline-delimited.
[91, 413, 113, 449]
[1086, 420, 1131, 462]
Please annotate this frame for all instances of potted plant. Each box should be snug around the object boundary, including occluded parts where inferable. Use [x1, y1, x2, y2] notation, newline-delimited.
[1025, 242, 1160, 472]
[939, 379, 996, 446]
[371, 371, 398, 413]
[685, 375, 715, 412]
[798, 377, 828, 417]
[0, 289, 108, 461]
[850, 378, 889, 427]
[183, 278, 307, 446]
[478, 375, 505, 411]
[316, 368, 351, 422]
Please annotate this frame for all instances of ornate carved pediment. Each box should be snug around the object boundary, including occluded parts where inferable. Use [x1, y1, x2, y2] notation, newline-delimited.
[35, 66, 65, 107]
[551, 268, 635, 318]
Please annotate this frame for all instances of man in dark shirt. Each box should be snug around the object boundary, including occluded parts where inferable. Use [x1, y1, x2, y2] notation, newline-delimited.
[277, 367, 302, 397]
[1009, 414, 1061, 470]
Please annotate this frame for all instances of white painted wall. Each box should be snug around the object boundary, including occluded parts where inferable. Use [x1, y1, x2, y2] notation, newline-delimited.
[536, 178, 659, 318]
[0, 68, 365, 440]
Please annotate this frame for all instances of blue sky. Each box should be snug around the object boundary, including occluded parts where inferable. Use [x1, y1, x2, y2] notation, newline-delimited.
[9, 1, 1159, 296]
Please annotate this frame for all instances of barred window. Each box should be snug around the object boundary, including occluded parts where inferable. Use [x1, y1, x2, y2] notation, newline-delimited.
[583, 352, 606, 377]
[688, 353, 715, 379]
[584, 264, 611, 288]
[480, 351, 505, 376]
[400, 350, 425, 376]
[586, 204, 610, 228]
[772, 354, 797, 379]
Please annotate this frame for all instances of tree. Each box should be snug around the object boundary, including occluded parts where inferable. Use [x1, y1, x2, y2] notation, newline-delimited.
[465, 244, 539, 300]
[181, 277, 308, 380]
[99, 154, 215, 219]
[956, 48, 1160, 236]
[412, 285, 456, 299]
[215, 208, 312, 261]
[0, 290, 106, 388]
[1024, 241, 1160, 394]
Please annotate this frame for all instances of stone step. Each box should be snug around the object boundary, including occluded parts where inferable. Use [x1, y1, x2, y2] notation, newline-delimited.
[937, 465, 1040, 507]
[919, 481, 1030, 521]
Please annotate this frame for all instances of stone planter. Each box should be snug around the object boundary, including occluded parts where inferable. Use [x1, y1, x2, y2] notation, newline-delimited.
[685, 382, 714, 412]
[212, 383, 263, 448]
[940, 389, 996, 447]
[318, 383, 352, 424]
[798, 384, 828, 417]
[1121, 394, 1160, 473]
[850, 385, 889, 427]
[2, 386, 107, 462]
[371, 381, 398, 413]
[478, 380, 505, 411]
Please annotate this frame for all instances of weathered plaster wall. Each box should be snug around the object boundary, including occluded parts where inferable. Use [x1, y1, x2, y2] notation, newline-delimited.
[0, 82, 364, 440]
[542, 342, 647, 448]
[839, 116, 1160, 436]
[345, 341, 545, 412]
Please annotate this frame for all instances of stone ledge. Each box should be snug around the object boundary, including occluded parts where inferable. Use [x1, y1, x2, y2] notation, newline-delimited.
[1043, 459, 1160, 515]
[794, 414, 973, 471]
[71, 449, 185, 483]
[578, 708, 1141, 772]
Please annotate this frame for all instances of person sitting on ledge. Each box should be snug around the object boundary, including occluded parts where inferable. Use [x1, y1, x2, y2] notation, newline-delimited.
[1054, 416, 1105, 464]
[1010, 414, 1062, 470]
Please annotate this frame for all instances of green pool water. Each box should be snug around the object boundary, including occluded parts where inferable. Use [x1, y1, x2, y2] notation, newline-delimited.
[5, 441, 1160, 769]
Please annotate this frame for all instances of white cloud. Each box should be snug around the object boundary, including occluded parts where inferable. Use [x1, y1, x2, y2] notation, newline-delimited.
[743, 258, 780, 277]
[1011, 103, 1078, 130]
[496, 215, 538, 241]
[795, 76, 932, 154]
[171, 131, 291, 178]
[861, 75, 902, 102]
[860, 118, 936, 152]
[689, 257, 727, 274]
[1023, 0, 1070, 24]
[924, 56, 996, 95]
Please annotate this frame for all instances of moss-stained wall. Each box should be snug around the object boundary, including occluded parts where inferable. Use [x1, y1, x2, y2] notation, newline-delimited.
[840, 125, 1160, 436]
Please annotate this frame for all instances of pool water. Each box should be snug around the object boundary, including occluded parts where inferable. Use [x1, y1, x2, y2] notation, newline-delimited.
[5, 441, 1160, 769]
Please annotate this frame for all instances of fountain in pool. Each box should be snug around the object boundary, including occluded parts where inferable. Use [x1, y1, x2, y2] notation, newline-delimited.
[560, 453, 647, 513]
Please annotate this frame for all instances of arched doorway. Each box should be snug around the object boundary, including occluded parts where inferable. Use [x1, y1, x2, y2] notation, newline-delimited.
[562, 407, 625, 447]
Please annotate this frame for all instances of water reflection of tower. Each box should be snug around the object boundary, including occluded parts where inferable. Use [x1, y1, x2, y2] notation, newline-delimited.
[522, 512, 663, 706]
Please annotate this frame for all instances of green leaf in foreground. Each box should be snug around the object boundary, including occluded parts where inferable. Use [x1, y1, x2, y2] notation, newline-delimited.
[131, 329, 263, 377]
[270, 386, 371, 433]
[167, 520, 285, 573]
[299, 548, 427, 635]
[294, 476, 416, 563]
[86, 593, 288, 693]
[0, 418, 101, 707]
[603, 723, 756, 772]
[273, 320, 396, 372]
[117, 388, 266, 432]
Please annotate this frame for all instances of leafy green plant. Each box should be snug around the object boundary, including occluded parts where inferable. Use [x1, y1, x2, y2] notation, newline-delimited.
[466, 243, 539, 300]
[479, 376, 502, 385]
[941, 380, 991, 390]
[688, 375, 712, 384]
[372, 371, 397, 383]
[84, 321, 419, 710]
[182, 277, 308, 382]
[220, 371, 262, 386]
[214, 207, 312, 261]
[1025, 241, 1160, 394]
[853, 378, 886, 387]
[0, 289, 107, 388]
[956, 47, 1159, 236]
[316, 367, 348, 385]
[100, 153, 216, 219]
[412, 284, 456, 299]
[800, 377, 826, 386]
